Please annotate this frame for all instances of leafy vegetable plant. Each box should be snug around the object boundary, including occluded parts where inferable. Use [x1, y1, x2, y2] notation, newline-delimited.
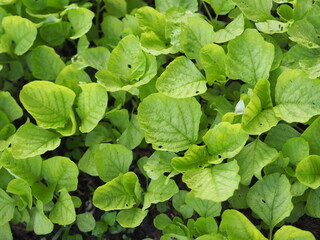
[0, 0, 320, 239]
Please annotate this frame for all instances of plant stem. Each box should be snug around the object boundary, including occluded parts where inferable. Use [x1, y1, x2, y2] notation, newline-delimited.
[269, 227, 274, 240]
[202, 1, 214, 24]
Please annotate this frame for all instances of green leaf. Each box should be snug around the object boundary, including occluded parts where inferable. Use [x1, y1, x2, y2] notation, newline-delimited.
[31, 45, 65, 81]
[226, 29, 274, 86]
[143, 175, 178, 210]
[183, 161, 240, 202]
[117, 207, 148, 228]
[76, 213, 96, 232]
[20, 81, 76, 129]
[154, 213, 172, 230]
[0, 149, 41, 185]
[273, 225, 315, 240]
[185, 192, 221, 218]
[11, 123, 61, 159]
[200, 44, 226, 84]
[0, 222, 12, 240]
[306, 188, 320, 218]
[220, 209, 268, 240]
[138, 93, 202, 152]
[94, 143, 133, 182]
[203, 122, 249, 164]
[76, 83, 108, 133]
[31, 182, 55, 204]
[2, 16, 37, 55]
[93, 172, 142, 211]
[212, 13, 244, 43]
[274, 70, 320, 123]
[7, 179, 32, 210]
[28, 200, 53, 235]
[78, 145, 99, 176]
[236, 139, 278, 185]
[241, 78, 280, 135]
[255, 20, 292, 34]
[282, 137, 309, 166]
[302, 116, 320, 155]
[172, 191, 194, 219]
[171, 145, 210, 172]
[0, 91, 23, 122]
[193, 217, 218, 236]
[67, 8, 94, 39]
[49, 188, 76, 225]
[39, 22, 71, 46]
[42, 156, 79, 191]
[231, 0, 273, 22]
[156, 56, 206, 98]
[204, 0, 235, 15]
[104, 0, 127, 18]
[155, 0, 198, 13]
[247, 173, 293, 229]
[143, 151, 176, 180]
[180, 17, 214, 60]
[73, 47, 110, 70]
[0, 188, 15, 225]
[296, 155, 320, 189]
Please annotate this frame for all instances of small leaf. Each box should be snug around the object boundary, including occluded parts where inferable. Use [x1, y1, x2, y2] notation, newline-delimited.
[220, 209, 268, 240]
[0, 91, 23, 122]
[156, 56, 207, 98]
[7, 179, 32, 210]
[155, 0, 198, 13]
[183, 161, 240, 202]
[77, 213, 96, 232]
[306, 188, 320, 218]
[138, 93, 202, 152]
[117, 207, 148, 228]
[212, 14, 244, 43]
[282, 137, 309, 166]
[231, 0, 273, 22]
[302, 117, 320, 155]
[247, 173, 293, 229]
[49, 188, 76, 225]
[273, 225, 315, 240]
[11, 123, 61, 159]
[67, 8, 94, 39]
[185, 192, 221, 218]
[296, 155, 320, 189]
[73, 47, 110, 70]
[28, 200, 53, 235]
[0, 188, 15, 225]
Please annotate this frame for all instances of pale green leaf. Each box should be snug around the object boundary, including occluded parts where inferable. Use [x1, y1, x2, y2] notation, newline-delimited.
[156, 56, 206, 98]
[220, 209, 268, 240]
[143, 175, 179, 209]
[77, 213, 96, 232]
[0, 91, 23, 122]
[117, 207, 148, 228]
[282, 137, 309, 166]
[296, 155, 320, 189]
[104, 0, 127, 18]
[212, 13, 244, 43]
[155, 0, 198, 13]
[302, 116, 320, 155]
[226, 29, 274, 86]
[171, 145, 210, 172]
[118, 114, 144, 150]
[0, 149, 41, 185]
[247, 173, 293, 229]
[67, 8, 94, 39]
[256, 20, 292, 34]
[28, 200, 53, 235]
[73, 47, 110, 70]
[31, 182, 55, 204]
[0, 222, 12, 240]
[78, 145, 99, 176]
[231, 0, 273, 21]
[94, 143, 132, 182]
[42, 156, 79, 191]
[236, 139, 278, 185]
[204, 0, 235, 15]
[93, 172, 142, 211]
[274, 70, 320, 123]
[7, 179, 32, 210]
[2, 16, 37, 55]
[49, 188, 76, 225]
[0, 188, 15, 225]
[185, 192, 221, 218]
[11, 123, 61, 159]
[180, 17, 214, 60]
[203, 122, 249, 164]
[183, 161, 240, 202]
[200, 44, 226, 84]
[101, 15, 123, 48]
[138, 93, 202, 152]
[20, 81, 76, 129]
[306, 188, 320, 218]
[31, 45, 65, 81]
[274, 225, 315, 240]
[76, 83, 108, 133]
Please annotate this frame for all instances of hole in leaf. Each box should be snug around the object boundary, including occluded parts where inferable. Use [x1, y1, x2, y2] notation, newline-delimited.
[195, 90, 199, 94]
[259, 123, 263, 126]
[261, 199, 266, 204]
[218, 155, 222, 158]
[158, 145, 163, 149]
[125, 203, 129, 207]
[127, 64, 132, 69]
[199, 165, 202, 168]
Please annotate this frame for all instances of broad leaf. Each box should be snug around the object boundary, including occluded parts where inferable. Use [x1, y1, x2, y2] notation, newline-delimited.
[76, 213, 96, 232]
[273, 225, 315, 240]
[302, 117, 320, 155]
[67, 8, 94, 39]
[274, 70, 320, 123]
[306, 189, 320, 218]
[117, 208, 148, 228]
[76, 83, 108, 133]
[183, 161, 240, 202]
[296, 155, 320, 189]
[138, 93, 202, 152]
[247, 173, 293, 229]
[231, 0, 273, 21]
[156, 56, 207, 98]
[220, 209, 268, 240]
[73, 47, 110, 70]
[236, 139, 278, 185]
[31, 45, 65, 81]
[20, 81, 76, 129]
[0, 188, 15, 225]
[39, 21, 71, 46]
[226, 29, 274, 86]
[185, 192, 221, 218]
[94, 143, 133, 182]
[7, 179, 32, 210]
[0, 91, 23, 122]
[204, 0, 235, 15]
[203, 122, 248, 164]
[49, 189, 76, 225]
[155, 0, 198, 13]
[282, 137, 309, 166]
[28, 200, 53, 235]
[212, 14, 244, 43]
[93, 172, 142, 211]
[11, 123, 61, 158]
